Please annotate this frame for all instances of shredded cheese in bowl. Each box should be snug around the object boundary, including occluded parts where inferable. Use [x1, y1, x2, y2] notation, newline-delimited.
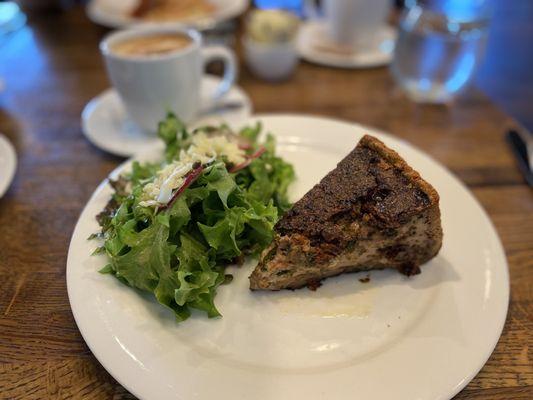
[247, 9, 300, 44]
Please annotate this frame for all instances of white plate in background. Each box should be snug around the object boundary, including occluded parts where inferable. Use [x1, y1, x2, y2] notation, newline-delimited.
[86, 0, 249, 30]
[68, 114, 509, 400]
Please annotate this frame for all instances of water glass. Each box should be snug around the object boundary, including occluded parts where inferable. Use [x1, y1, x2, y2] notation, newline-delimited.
[254, 0, 302, 15]
[391, 0, 493, 103]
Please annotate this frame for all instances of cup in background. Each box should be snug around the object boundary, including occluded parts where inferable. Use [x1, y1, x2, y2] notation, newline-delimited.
[243, 9, 300, 82]
[100, 26, 237, 133]
[307, 0, 391, 49]
[243, 37, 298, 82]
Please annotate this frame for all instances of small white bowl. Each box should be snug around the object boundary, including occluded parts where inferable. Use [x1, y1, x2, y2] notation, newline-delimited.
[242, 36, 299, 82]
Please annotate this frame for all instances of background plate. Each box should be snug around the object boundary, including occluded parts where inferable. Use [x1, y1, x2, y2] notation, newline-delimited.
[86, 0, 249, 30]
[67, 114, 509, 400]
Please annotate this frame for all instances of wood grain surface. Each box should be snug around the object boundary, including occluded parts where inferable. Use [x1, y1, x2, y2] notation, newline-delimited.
[0, 5, 531, 400]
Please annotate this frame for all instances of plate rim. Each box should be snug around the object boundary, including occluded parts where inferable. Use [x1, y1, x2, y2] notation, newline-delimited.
[0, 134, 17, 198]
[68, 113, 509, 400]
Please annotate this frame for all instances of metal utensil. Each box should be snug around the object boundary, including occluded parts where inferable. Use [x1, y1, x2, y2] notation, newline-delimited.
[506, 128, 533, 187]
[515, 126, 533, 171]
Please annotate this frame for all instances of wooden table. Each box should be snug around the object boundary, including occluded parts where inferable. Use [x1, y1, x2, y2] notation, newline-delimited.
[0, 6, 531, 400]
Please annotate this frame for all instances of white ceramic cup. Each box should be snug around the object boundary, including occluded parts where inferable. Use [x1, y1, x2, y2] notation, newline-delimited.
[243, 37, 298, 82]
[306, 0, 390, 48]
[100, 26, 237, 133]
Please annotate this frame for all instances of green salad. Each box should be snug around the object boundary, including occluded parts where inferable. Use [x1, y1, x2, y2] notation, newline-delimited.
[92, 114, 295, 322]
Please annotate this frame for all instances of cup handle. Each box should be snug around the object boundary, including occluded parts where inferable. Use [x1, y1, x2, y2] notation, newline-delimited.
[201, 46, 237, 101]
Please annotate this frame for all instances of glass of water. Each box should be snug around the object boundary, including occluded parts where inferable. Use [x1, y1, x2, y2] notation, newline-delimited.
[391, 0, 493, 103]
[254, 0, 303, 15]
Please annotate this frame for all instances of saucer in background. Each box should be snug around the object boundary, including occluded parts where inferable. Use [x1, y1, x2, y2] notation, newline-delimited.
[82, 75, 252, 158]
[297, 21, 397, 69]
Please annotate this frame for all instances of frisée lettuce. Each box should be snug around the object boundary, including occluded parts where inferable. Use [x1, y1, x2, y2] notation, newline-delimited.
[92, 114, 295, 322]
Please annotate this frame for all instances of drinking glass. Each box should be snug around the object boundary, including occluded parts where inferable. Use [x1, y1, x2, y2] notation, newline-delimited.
[391, 0, 493, 103]
[254, 0, 302, 15]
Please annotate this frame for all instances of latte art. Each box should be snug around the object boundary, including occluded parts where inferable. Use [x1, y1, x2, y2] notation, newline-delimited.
[111, 33, 192, 57]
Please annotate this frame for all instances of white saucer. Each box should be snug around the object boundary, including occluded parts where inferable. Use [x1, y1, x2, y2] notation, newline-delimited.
[82, 75, 252, 157]
[0, 134, 16, 198]
[297, 21, 397, 69]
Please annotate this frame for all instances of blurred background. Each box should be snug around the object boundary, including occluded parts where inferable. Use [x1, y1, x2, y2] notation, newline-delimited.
[0, 0, 531, 125]
[0, 1, 532, 398]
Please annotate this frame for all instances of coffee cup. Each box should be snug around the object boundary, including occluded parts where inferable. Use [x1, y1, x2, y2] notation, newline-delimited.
[100, 26, 237, 133]
[306, 0, 390, 49]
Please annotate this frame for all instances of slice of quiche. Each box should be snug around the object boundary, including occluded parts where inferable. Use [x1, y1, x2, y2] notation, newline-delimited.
[249, 135, 443, 291]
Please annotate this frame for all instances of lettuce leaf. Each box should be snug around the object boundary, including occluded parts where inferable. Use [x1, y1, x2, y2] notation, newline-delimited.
[94, 113, 295, 322]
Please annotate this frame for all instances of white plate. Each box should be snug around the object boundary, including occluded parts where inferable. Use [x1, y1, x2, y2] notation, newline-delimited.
[0, 134, 16, 198]
[86, 0, 249, 30]
[67, 114, 509, 400]
[297, 21, 396, 68]
[82, 75, 252, 157]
